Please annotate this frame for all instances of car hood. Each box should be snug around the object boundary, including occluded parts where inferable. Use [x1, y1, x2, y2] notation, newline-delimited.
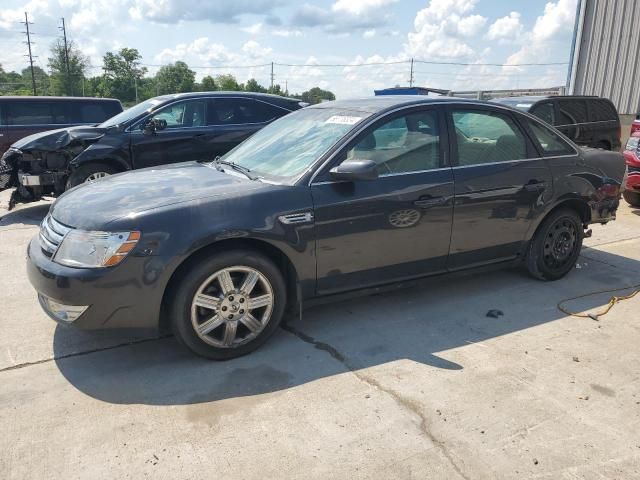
[51, 161, 270, 230]
[12, 125, 108, 152]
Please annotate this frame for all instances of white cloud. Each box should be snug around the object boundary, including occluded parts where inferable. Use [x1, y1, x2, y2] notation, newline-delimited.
[332, 0, 397, 16]
[241, 40, 272, 59]
[405, 0, 487, 59]
[505, 0, 577, 67]
[291, 0, 398, 33]
[487, 12, 524, 41]
[363, 29, 376, 39]
[272, 29, 303, 37]
[242, 23, 263, 35]
[129, 0, 284, 24]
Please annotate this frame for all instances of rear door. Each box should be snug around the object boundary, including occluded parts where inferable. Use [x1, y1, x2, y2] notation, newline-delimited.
[205, 98, 290, 158]
[311, 106, 454, 293]
[130, 98, 210, 168]
[447, 105, 553, 269]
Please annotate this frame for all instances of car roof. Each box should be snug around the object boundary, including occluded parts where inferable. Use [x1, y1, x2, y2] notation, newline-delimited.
[306, 95, 502, 114]
[0, 96, 121, 102]
[153, 91, 302, 106]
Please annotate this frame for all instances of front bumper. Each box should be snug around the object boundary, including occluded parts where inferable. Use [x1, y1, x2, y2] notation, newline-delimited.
[26, 236, 166, 330]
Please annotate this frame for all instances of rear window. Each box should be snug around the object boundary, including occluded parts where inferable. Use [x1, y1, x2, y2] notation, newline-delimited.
[558, 100, 588, 126]
[589, 99, 618, 122]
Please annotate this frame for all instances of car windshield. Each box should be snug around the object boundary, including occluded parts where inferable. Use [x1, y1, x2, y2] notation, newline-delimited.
[99, 98, 165, 128]
[219, 107, 370, 180]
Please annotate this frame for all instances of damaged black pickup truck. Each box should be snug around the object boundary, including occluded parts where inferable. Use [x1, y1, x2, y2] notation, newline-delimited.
[0, 92, 305, 205]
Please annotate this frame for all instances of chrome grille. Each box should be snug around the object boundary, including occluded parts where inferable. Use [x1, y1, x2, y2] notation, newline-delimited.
[39, 214, 72, 256]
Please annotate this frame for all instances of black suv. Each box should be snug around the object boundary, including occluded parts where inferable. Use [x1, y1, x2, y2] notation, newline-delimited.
[27, 96, 625, 359]
[493, 95, 621, 151]
[1, 92, 304, 201]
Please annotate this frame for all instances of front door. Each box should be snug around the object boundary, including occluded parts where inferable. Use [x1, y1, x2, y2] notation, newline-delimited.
[447, 106, 552, 269]
[130, 99, 210, 169]
[311, 107, 454, 294]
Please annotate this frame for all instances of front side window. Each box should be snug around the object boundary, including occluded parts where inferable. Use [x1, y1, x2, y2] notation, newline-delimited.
[452, 109, 528, 166]
[344, 110, 441, 175]
[152, 100, 206, 128]
[528, 120, 576, 156]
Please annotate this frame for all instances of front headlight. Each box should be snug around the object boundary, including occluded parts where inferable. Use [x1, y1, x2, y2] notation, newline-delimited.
[54, 230, 140, 268]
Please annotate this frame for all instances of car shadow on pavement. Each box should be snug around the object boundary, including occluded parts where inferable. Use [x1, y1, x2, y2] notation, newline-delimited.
[0, 202, 50, 227]
[52, 248, 640, 406]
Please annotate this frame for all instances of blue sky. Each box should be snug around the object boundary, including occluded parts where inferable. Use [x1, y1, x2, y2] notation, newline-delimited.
[0, 0, 579, 97]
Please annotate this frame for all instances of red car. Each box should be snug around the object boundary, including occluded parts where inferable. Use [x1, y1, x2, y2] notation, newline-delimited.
[631, 113, 640, 136]
[623, 132, 640, 207]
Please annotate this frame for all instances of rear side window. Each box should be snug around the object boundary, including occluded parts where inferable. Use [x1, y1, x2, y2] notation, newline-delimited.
[530, 102, 555, 125]
[452, 109, 528, 166]
[558, 100, 587, 125]
[528, 120, 576, 156]
[590, 99, 618, 122]
[208, 98, 286, 125]
[8, 102, 53, 125]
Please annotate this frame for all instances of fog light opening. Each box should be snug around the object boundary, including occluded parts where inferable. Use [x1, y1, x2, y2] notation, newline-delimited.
[38, 294, 88, 323]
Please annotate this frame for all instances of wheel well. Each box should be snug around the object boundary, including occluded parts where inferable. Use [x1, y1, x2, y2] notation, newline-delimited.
[529, 199, 590, 242]
[158, 238, 299, 334]
[73, 158, 127, 174]
[596, 139, 611, 150]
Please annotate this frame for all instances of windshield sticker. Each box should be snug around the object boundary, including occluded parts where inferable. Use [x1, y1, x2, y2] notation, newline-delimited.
[516, 103, 533, 108]
[325, 115, 362, 125]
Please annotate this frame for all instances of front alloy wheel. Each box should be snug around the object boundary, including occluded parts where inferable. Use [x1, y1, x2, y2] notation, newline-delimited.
[171, 250, 286, 360]
[191, 266, 274, 348]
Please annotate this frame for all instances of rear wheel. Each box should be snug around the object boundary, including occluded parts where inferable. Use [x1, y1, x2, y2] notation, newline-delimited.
[623, 190, 640, 207]
[66, 162, 118, 189]
[526, 209, 583, 281]
[170, 250, 286, 360]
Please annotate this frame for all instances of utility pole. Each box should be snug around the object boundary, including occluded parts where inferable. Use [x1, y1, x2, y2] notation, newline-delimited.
[59, 18, 70, 90]
[21, 12, 37, 95]
[270, 62, 275, 90]
[284, 79, 288, 95]
[134, 76, 138, 103]
[409, 58, 414, 88]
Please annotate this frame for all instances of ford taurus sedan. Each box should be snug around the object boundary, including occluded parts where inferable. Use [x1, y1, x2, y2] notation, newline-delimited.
[27, 96, 625, 359]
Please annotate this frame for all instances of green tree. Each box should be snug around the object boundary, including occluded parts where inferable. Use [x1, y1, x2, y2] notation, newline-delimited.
[200, 75, 216, 91]
[215, 74, 241, 91]
[21, 66, 49, 95]
[299, 87, 335, 104]
[154, 61, 196, 95]
[245, 78, 267, 93]
[101, 48, 147, 103]
[48, 39, 88, 96]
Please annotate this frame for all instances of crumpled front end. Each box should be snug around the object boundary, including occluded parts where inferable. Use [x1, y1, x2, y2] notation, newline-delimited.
[0, 126, 107, 207]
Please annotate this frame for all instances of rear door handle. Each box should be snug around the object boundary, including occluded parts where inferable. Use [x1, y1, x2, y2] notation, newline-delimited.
[524, 181, 546, 192]
[414, 197, 447, 208]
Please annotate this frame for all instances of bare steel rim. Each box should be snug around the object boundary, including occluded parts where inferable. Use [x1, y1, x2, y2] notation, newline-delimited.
[84, 172, 110, 183]
[190, 266, 274, 349]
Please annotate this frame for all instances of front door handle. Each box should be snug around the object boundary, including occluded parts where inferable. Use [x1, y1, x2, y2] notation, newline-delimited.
[524, 181, 546, 192]
[414, 197, 447, 208]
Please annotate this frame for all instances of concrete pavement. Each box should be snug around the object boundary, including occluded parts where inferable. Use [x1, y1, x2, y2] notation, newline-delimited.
[1, 189, 640, 479]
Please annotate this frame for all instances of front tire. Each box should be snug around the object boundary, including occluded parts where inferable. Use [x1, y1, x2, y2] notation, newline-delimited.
[170, 250, 287, 360]
[623, 190, 640, 207]
[526, 209, 583, 281]
[66, 162, 118, 189]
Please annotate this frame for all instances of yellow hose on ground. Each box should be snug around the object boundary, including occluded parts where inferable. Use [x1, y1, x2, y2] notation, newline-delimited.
[557, 284, 640, 320]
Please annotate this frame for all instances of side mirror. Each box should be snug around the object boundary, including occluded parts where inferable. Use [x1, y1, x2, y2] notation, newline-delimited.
[329, 159, 379, 182]
[142, 118, 167, 134]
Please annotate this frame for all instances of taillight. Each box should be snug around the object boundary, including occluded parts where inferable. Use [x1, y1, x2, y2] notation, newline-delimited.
[631, 123, 640, 135]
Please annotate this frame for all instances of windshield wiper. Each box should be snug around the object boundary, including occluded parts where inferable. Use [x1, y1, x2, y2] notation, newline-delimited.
[212, 156, 258, 181]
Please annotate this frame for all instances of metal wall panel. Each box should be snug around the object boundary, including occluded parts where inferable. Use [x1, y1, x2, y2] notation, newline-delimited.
[570, 0, 640, 114]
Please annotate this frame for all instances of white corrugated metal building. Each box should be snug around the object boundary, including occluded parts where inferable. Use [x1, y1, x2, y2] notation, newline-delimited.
[568, 0, 640, 116]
